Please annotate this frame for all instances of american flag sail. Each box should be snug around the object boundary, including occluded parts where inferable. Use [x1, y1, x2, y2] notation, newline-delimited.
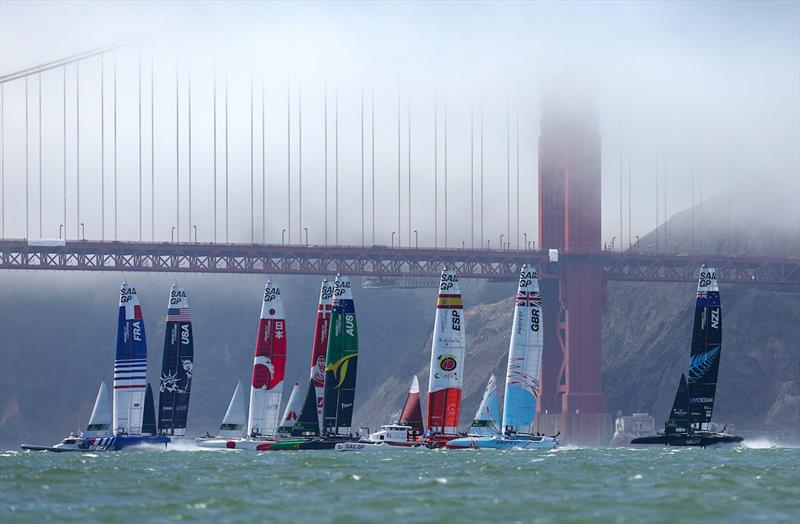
[157, 285, 194, 436]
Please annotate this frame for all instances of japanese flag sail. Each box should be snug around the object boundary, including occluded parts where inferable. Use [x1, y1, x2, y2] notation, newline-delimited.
[427, 269, 466, 433]
[113, 282, 148, 435]
[247, 280, 287, 438]
[501, 265, 544, 434]
[293, 279, 334, 436]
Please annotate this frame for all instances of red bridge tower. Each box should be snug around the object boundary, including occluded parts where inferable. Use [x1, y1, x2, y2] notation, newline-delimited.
[537, 93, 610, 444]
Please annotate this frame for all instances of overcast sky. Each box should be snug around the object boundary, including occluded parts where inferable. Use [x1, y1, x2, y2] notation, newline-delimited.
[1, 1, 798, 248]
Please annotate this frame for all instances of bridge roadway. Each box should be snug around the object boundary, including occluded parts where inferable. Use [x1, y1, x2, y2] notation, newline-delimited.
[1, 239, 798, 285]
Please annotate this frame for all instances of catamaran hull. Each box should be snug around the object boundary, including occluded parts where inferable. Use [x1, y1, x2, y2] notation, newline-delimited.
[631, 432, 743, 447]
[335, 441, 432, 452]
[21, 435, 171, 452]
[446, 436, 558, 450]
[195, 438, 274, 451]
[266, 437, 360, 450]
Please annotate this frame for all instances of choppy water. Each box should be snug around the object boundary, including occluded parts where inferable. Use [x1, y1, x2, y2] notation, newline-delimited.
[1, 445, 798, 523]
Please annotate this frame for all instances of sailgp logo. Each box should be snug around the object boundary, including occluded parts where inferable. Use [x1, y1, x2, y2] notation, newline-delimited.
[688, 347, 720, 383]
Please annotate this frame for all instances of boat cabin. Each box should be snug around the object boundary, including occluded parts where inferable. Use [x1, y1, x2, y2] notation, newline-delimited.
[367, 424, 416, 443]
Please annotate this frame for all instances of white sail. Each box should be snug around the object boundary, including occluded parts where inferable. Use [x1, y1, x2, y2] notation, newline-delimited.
[277, 382, 303, 435]
[501, 265, 543, 434]
[219, 381, 247, 438]
[247, 280, 287, 438]
[468, 374, 500, 436]
[85, 382, 112, 437]
[427, 269, 466, 433]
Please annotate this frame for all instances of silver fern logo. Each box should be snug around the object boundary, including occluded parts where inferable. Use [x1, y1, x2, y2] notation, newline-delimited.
[688, 347, 720, 383]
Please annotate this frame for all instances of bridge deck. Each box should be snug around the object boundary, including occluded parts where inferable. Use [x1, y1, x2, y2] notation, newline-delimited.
[1, 239, 798, 285]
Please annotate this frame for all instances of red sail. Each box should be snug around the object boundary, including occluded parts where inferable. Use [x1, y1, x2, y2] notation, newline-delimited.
[428, 389, 462, 429]
[398, 375, 424, 433]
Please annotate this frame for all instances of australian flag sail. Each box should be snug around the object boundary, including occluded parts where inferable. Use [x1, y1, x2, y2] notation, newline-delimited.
[688, 266, 722, 430]
[322, 275, 359, 436]
[157, 285, 194, 436]
[113, 282, 148, 436]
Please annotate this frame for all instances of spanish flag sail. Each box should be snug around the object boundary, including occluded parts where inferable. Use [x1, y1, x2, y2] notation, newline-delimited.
[322, 275, 359, 436]
[427, 269, 466, 434]
[247, 280, 287, 438]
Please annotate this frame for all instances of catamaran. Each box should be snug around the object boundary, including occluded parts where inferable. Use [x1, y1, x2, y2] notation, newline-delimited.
[448, 266, 558, 450]
[631, 266, 743, 447]
[268, 275, 360, 450]
[197, 279, 287, 450]
[196, 380, 249, 448]
[336, 375, 432, 451]
[22, 283, 170, 451]
[157, 285, 194, 438]
[424, 269, 467, 448]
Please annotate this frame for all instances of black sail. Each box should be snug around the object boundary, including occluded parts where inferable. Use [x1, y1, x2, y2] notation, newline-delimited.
[291, 381, 321, 436]
[157, 286, 195, 436]
[141, 384, 157, 436]
[687, 267, 722, 430]
[665, 374, 689, 434]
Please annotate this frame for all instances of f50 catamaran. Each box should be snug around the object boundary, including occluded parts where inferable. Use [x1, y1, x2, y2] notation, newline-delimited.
[158, 285, 194, 437]
[632, 267, 742, 447]
[448, 266, 558, 450]
[22, 283, 170, 451]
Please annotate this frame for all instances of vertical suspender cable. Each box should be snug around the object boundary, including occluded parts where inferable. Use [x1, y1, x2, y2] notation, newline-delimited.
[434, 87, 437, 248]
[480, 101, 484, 248]
[38, 74, 42, 237]
[188, 64, 192, 241]
[396, 85, 400, 246]
[299, 81, 302, 244]
[619, 121, 623, 250]
[371, 82, 375, 245]
[655, 143, 659, 252]
[225, 68, 229, 243]
[506, 97, 510, 250]
[25, 77, 29, 238]
[0, 83, 4, 237]
[101, 55, 105, 240]
[113, 54, 118, 240]
[324, 77, 328, 245]
[335, 84, 339, 245]
[63, 68, 67, 238]
[151, 50, 155, 241]
[361, 82, 365, 247]
[287, 76, 291, 244]
[664, 157, 667, 249]
[262, 73, 265, 244]
[444, 94, 448, 248]
[516, 101, 519, 249]
[627, 131, 631, 249]
[470, 96, 474, 249]
[250, 71, 254, 243]
[176, 59, 180, 242]
[213, 65, 217, 243]
[407, 88, 411, 247]
[138, 47, 142, 241]
[76, 64, 80, 239]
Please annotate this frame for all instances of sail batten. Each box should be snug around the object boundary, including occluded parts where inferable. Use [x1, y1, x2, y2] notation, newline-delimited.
[293, 280, 333, 436]
[157, 285, 194, 436]
[501, 265, 543, 434]
[322, 275, 359, 436]
[247, 280, 287, 438]
[113, 282, 148, 436]
[427, 269, 466, 434]
[688, 266, 722, 430]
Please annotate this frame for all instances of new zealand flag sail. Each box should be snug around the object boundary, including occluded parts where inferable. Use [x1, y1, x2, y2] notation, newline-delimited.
[687, 267, 722, 429]
[157, 285, 194, 436]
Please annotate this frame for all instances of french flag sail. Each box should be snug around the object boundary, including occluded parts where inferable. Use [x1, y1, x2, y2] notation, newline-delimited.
[500, 265, 544, 434]
[247, 280, 287, 438]
[113, 282, 148, 436]
[293, 279, 333, 436]
[157, 285, 194, 436]
[427, 269, 466, 434]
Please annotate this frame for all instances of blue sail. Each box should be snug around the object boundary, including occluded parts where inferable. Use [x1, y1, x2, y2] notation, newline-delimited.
[113, 282, 148, 436]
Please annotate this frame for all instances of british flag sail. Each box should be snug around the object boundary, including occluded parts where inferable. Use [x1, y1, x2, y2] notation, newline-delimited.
[247, 280, 287, 438]
[500, 265, 543, 434]
[293, 279, 333, 436]
[113, 282, 148, 436]
[157, 285, 194, 436]
[688, 266, 722, 430]
[427, 269, 466, 434]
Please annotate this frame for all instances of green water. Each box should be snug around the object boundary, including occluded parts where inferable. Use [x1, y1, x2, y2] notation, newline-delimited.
[1, 446, 798, 523]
